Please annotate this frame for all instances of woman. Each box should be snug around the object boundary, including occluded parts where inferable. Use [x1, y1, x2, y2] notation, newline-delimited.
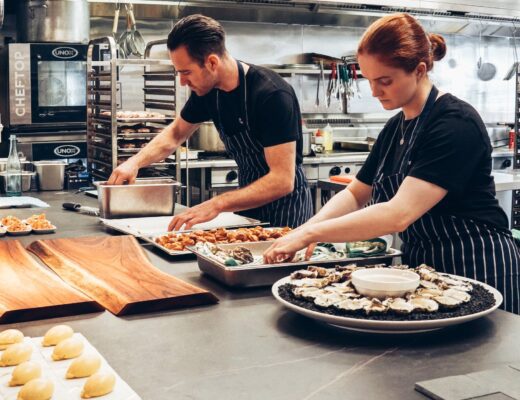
[264, 13, 520, 314]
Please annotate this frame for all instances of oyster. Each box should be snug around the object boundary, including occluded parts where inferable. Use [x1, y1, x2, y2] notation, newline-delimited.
[416, 288, 444, 298]
[230, 246, 254, 264]
[420, 280, 439, 290]
[292, 286, 322, 299]
[410, 296, 439, 312]
[385, 298, 414, 314]
[290, 270, 318, 279]
[364, 298, 388, 314]
[417, 266, 440, 281]
[313, 292, 346, 308]
[336, 297, 371, 311]
[443, 288, 471, 303]
[307, 266, 329, 277]
[433, 295, 463, 308]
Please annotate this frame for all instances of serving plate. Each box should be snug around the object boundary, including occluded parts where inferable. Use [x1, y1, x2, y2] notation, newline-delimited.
[272, 275, 502, 334]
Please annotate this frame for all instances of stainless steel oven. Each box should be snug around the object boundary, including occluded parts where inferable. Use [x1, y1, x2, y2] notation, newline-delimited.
[2, 42, 87, 132]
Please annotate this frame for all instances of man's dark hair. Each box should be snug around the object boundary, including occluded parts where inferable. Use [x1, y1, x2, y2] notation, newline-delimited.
[167, 14, 226, 66]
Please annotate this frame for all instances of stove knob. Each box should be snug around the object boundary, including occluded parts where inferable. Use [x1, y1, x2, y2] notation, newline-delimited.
[344, 167, 351, 174]
[329, 166, 341, 176]
[226, 170, 238, 182]
[502, 159, 512, 169]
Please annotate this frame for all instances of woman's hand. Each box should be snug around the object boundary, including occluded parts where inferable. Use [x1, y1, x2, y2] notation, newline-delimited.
[263, 228, 313, 264]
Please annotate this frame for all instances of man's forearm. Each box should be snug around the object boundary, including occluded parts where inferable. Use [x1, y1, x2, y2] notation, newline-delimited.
[129, 123, 187, 168]
[212, 172, 292, 213]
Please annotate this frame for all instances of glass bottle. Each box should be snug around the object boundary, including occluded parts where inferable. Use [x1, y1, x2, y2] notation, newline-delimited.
[6, 135, 22, 197]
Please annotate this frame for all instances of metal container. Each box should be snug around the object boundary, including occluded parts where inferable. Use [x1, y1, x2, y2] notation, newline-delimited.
[17, 0, 90, 43]
[191, 242, 401, 288]
[0, 171, 35, 193]
[190, 122, 226, 152]
[34, 160, 66, 191]
[95, 178, 181, 219]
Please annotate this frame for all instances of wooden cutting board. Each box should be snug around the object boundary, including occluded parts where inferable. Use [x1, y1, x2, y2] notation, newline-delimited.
[28, 235, 218, 315]
[0, 240, 102, 324]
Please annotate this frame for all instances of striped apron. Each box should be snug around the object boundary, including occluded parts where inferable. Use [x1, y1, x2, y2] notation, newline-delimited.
[214, 61, 313, 228]
[372, 86, 520, 314]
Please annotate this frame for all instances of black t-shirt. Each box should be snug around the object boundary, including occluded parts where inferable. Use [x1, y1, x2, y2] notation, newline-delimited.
[357, 93, 509, 230]
[181, 63, 303, 164]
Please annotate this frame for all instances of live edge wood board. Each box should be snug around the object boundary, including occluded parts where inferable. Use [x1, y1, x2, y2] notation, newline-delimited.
[0, 240, 102, 324]
[27, 235, 218, 315]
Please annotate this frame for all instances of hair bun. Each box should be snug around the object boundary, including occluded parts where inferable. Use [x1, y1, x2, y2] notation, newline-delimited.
[429, 33, 447, 61]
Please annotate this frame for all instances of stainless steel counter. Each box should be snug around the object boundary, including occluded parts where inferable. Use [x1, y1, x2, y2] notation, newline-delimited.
[0, 191, 519, 400]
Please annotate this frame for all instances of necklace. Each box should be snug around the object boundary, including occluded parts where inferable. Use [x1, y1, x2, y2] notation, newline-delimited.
[399, 115, 420, 146]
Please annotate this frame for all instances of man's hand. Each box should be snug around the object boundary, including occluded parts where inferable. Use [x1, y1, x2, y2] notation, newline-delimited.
[168, 198, 222, 231]
[107, 159, 139, 185]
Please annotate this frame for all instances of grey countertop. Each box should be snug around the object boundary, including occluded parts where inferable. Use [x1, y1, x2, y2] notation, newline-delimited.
[1, 191, 519, 400]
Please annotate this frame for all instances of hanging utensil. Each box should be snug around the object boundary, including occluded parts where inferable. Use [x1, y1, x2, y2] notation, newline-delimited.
[477, 24, 497, 81]
[351, 64, 361, 98]
[326, 63, 335, 108]
[315, 64, 321, 108]
[118, 5, 132, 56]
[128, 3, 145, 57]
[112, 3, 125, 59]
[319, 60, 326, 106]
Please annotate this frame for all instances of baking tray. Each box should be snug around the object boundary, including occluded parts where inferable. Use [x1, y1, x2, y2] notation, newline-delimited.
[101, 213, 267, 256]
[147, 225, 281, 256]
[190, 241, 402, 288]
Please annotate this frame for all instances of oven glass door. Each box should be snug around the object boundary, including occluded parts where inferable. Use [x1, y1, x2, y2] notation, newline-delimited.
[30, 44, 87, 125]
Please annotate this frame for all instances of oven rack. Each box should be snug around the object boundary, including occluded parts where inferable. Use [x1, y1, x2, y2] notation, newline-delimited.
[86, 36, 180, 183]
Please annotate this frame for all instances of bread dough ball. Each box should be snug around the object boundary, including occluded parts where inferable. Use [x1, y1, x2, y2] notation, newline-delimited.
[0, 342, 32, 367]
[66, 354, 101, 379]
[81, 372, 116, 398]
[51, 337, 83, 361]
[9, 361, 42, 386]
[42, 325, 74, 347]
[0, 329, 24, 350]
[17, 378, 54, 400]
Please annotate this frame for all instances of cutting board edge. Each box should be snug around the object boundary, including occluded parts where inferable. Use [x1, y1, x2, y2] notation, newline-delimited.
[116, 291, 219, 315]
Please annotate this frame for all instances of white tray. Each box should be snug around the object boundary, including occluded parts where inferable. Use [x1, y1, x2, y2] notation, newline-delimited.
[0, 333, 141, 400]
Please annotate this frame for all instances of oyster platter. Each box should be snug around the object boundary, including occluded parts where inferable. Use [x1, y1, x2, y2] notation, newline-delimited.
[272, 264, 502, 333]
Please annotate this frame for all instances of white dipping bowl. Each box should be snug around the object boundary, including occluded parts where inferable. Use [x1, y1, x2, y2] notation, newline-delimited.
[351, 268, 420, 299]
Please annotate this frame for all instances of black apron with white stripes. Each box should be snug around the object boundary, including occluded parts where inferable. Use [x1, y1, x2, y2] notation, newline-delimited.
[214, 61, 313, 228]
[372, 86, 520, 314]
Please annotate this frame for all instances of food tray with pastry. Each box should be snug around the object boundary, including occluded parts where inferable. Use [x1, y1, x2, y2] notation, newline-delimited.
[189, 239, 401, 287]
[0, 325, 141, 399]
[1, 216, 32, 236]
[272, 264, 502, 333]
[24, 214, 57, 234]
[99, 110, 173, 123]
[151, 226, 292, 256]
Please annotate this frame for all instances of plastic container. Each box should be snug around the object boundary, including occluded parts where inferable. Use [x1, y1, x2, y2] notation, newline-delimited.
[322, 124, 334, 152]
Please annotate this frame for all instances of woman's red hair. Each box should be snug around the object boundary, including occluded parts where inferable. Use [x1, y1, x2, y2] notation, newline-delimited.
[357, 13, 446, 72]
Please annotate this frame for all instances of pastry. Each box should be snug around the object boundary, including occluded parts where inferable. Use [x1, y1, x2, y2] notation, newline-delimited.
[42, 324, 74, 347]
[0, 342, 32, 367]
[81, 371, 116, 398]
[0, 329, 24, 350]
[66, 354, 102, 379]
[9, 361, 42, 386]
[51, 336, 83, 361]
[17, 378, 54, 400]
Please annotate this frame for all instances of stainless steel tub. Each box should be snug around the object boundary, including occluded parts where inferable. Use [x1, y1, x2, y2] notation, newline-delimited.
[95, 178, 181, 219]
[190, 241, 402, 288]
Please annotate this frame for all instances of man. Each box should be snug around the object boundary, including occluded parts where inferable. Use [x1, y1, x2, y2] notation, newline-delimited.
[108, 14, 313, 230]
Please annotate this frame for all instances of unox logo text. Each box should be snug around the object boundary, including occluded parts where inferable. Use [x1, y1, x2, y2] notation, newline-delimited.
[54, 145, 80, 157]
[52, 47, 78, 59]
